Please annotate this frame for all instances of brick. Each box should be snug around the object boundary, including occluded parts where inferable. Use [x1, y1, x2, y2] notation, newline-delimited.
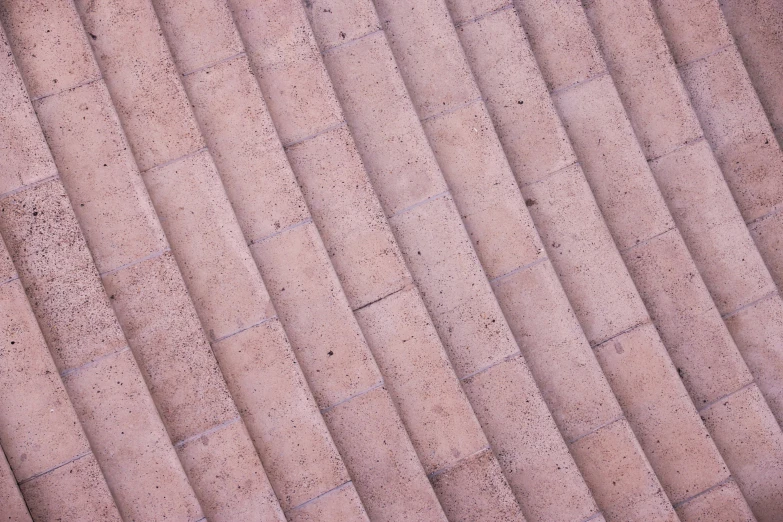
[152, 0, 244, 74]
[570, 419, 678, 522]
[430, 449, 526, 522]
[0, 445, 31, 522]
[0, 0, 100, 99]
[0, 180, 127, 371]
[492, 259, 622, 441]
[101, 252, 236, 442]
[304, 0, 380, 51]
[182, 54, 309, 242]
[390, 194, 518, 377]
[286, 126, 410, 308]
[322, 387, 448, 522]
[322, 30, 446, 216]
[212, 318, 349, 509]
[63, 348, 202, 521]
[143, 149, 273, 341]
[20, 455, 121, 522]
[250, 222, 381, 408]
[701, 384, 783, 522]
[595, 323, 729, 503]
[552, 75, 675, 250]
[355, 286, 487, 474]
[463, 358, 597, 522]
[622, 229, 752, 405]
[177, 420, 286, 522]
[750, 212, 783, 292]
[650, 0, 733, 66]
[74, 0, 204, 171]
[674, 479, 756, 522]
[373, 0, 480, 119]
[32, 81, 167, 273]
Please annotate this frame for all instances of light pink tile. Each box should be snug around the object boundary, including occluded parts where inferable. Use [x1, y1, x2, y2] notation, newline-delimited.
[570, 419, 678, 522]
[287, 482, 369, 522]
[177, 420, 285, 522]
[373, 0, 481, 119]
[20, 455, 121, 522]
[701, 384, 783, 522]
[101, 252, 236, 442]
[355, 286, 488, 474]
[651, 0, 734, 66]
[463, 358, 598, 522]
[622, 229, 752, 405]
[422, 102, 544, 278]
[492, 259, 623, 441]
[64, 348, 202, 521]
[304, 0, 380, 50]
[182, 54, 309, 242]
[445, 0, 510, 25]
[322, 387, 448, 522]
[152, 0, 244, 74]
[522, 164, 648, 345]
[751, 212, 783, 292]
[0, 446, 31, 522]
[33, 81, 168, 273]
[322, 30, 447, 216]
[212, 318, 349, 510]
[74, 0, 204, 171]
[0, 0, 100, 100]
[250, 222, 381, 408]
[390, 194, 519, 377]
[675, 479, 755, 522]
[286, 126, 410, 309]
[0, 180, 127, 371]
[595, 323, 729, 503]
[143, 149, 272, 341]
[0, 27, 56, 194]
[430, 449, 525, 522]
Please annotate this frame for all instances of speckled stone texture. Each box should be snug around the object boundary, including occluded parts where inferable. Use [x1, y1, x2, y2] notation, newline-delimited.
[0, 0, 782, 520]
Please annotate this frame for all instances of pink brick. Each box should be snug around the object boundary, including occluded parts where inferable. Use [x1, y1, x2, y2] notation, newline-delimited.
[287, 482, 369, 522]
[0, 445, 31, 522]
[250, 222, 381, 408]
[212, 318, 349, 510]
[304, 0, 380, 51]
[595, 323, 729, 503]
[177, 420, 286, 522]
[143, 149, 273, 341]
[675, 479, 756, 522]
[74, 0, 204, 171]
[650, 0, 733, 66]
[751, 212, 783, 292]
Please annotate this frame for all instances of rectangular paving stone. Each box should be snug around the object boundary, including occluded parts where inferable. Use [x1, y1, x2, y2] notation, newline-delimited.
[286, 482, 369, 522]
[675, 479, 756, 522]
[177, 420, 286, 522]
[650, 0, 734, 66]
[212, 318, 349, 510]
[0, 445, 31, 522]
[750, 212, 783, 292]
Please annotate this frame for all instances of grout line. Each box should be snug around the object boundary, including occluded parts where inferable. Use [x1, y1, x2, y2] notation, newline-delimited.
[193, 518, 207, 522]
[490, 257, 548, 285]
[672, 476, 733, 508]
[0, 275, 20, 288]
[578, 511, 605, 522]
[353, 284, 408, 313]
[212, 315, 279, 344]
[60, 346, 130, 379]
[454, 3, 514, 27]
[99, 247, 171, 277]
[18, 451, 91, 485]
[427, 446, 491, 479]
[722, 290, 779, 319]
[30, 76, 103, 103]
[677, 44, 733, 71]
[646, 136, 706, 164]
[568, 415, 624, 445]
[142, 147, 208, 175]
[746, 202, 783, 228]
[591, 320, 650, 349]
[286, 480, 353, 513]
[0, 174, 59, 201]
[420, 96, 483, 123]
[619, 226, 676, 254]
[389, 190, 450, 219]
[174, 416, 241, 448]
[282, 121, 347, 149]
[460, 351, 521, 382]
[322, 28, 383, 54]
[520, 160, 580, 188]
[320, 381, 384, 414]
[248, 218, 313, 245]
[182, 51, 246, 77]
[550, 71, 608, 97]
[698, 381, 755, 413]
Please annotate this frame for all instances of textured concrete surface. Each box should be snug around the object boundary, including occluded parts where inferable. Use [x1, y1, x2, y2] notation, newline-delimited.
[0, 0, 782, 520]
